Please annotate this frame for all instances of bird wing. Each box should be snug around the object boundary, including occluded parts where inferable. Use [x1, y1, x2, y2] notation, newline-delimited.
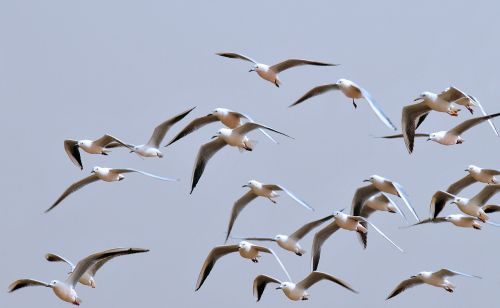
[446, 174, 476, 195]
[165, 114, 219, 146]
[468, 95, 499, 136]
[109, 168, 178, 182]
[434, 268, 481, 279]
[146, 107, 195, 148]
[45, 253, 76, 270]
[359, 86, 397, 131]
[254, 247, 291, 281]
[448, 112, 500, 136]
[94, 134, 135, 152]
[351, 184, 380, 220]
[386, 277, 423, 300]
[297, 271, 358, 293]
[230, 111, 278, 144]
[64, 139, 83, 170]
[253, 275, 281, 302]
[377, 133, 429, 139]
[430, 190, 456, 219]
[469, 185, 500, 207]
[232, 122, 293, 139]
[230, 236, 276, 242]
[195, 245, 240, 291]
[438, 86, 467, 102]
[190, 138, 227, 194]
[270, 59, 336, 73]
[8, 279, 51, 292]
[482, 204, 500, 214]
[225, 190, 258, 242]
[350, 216, 404, 252]
[403, 217, 448, 228]
[289, 84, 340, 107]
[46, 174, 100, 213]
[402, 102, 432, 153]
[390, 180, 419, 221]
[262, 184, 313, 211]
[289, 215, 334, 241]
[483, 169, 500, 176]
[216, 52, 258, 64]
[311, 222, 339, 271]
[66, 248, 149, 288]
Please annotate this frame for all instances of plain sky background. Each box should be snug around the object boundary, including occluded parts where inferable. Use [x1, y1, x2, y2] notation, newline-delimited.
[1, 1, 500, 307]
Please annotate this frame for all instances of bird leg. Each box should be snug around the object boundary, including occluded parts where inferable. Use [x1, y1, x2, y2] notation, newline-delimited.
[466, 106, 474, 114]
[268, 197, 277, 204]
[352, 99, 357, 109]
[274, 80, 279, 88]
[252, 258, 259, 263]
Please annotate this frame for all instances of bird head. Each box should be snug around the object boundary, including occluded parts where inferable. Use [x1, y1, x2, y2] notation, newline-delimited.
[363, 175, 380, 184]
[238, 241, 251, 249]
[416, 91, 433, 101]
[242, 180, 258, 188]
[91, 166, 100, 174]
[466, 165, 479, 172]
[249, 64, 259, 72]
[49, 280, 58, 288]
[427, 133, 438, 142]
[276, 282, 292, 290]
[274, 234, 287, 242]
[451, 197, 467, 207]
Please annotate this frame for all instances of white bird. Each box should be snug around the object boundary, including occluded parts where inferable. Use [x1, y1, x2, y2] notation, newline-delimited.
[44, 248, 148, 288]
[195, 241, 290, 291]
[46, 166, 177, 212]
[8, 248, 149, 305]
[290, 79, 397, 130]
[166, 107, 277, 146]
[225, 180, 314, 242]
[111, 107, 194, 157]
[404, 214, 500, 230]
[64, 134, 134, 170]
[253, 271, 358, 302]
[230, 215, 334, 256]
[380, 112, 500, 148]
[386, 268, 481, 300]
[352, 175, 419, 223]
[429, 185, 500, 221]
[445, 165, 500, 196]
[311, 211, 403, 271]
[216, 52, 337, 87]
[190, 122, 292, 193]
[351, 193, 408, 248]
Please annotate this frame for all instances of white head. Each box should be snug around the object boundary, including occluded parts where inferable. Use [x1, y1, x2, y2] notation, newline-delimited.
[249, 63, 264, 72]
[49, 280, 59, 288]
[242, 180, 260, 189]
[466, 165, 480, 173]
[91, 166, 101, 174]
[273, 234, 287, 242]
[426, 131, 446, 142]
[336, 78, 351, 88]
[410, 272, 425, 279]
[332, 210, 346, 219]
[276, 281, 294, 290]
[211, 128, 231, 139]
[363, 175, 383, 184]
[416, 91, 435, 101]
[451, 197, 468, 207]
[212, 108, 229, 116]
[238, 241, 252, 250]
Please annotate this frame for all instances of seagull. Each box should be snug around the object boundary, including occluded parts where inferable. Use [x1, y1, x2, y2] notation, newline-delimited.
[429, 185, 500, 221]
[403, 214, 500, 230]
[351, 193, 408, 248]
[379, 112, 500, 148]
[225, 180, 314, 242]
[230, 215, 334, 256]
[386, 268, 481, 300]
[194, 241, 290, 291]
[46, 166, 177, 212]
[290, 79, 397, 130]
[45, 248, 149, 288]
[64, 134, 134, 170]
[111, 107, 194, 157]
[190, 123, 292, 193]
[445, 165, 500, 196]
[165, 107, 277, 146]
[216, 52, 337, 87]
[8, 248, 149, 305]
[253, 271, 358, 302]
[352, 175, 419, 223]
[311, 211, 403, 271]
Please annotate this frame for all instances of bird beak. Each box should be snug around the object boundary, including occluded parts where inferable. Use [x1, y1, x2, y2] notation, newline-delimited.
[90, 170, 95, 174]
[426, 138, 431, 141]
[362, 179, 370, 182]
[248, 69, 254, 72]
[242, 184, 249, 188]
[410, 275, 417, 278]
[207, 113, 213, 116]
[451, 201, 457, 205]
[413, 97, 421, 102]
[275, 286, 282, 290]
[464, 169, 468, 172]
[211, 135, 218, 139]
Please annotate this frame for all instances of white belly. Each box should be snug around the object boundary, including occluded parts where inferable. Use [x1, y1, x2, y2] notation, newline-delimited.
[471, 172, 495, 184]
[277, 239, 300, 253]
[283, 287, 306, 301]
[221, 114, 243, 129]
[136, 146, 161, 157]
[256, 69, 277, 83]
[450, 217, 475, 228]
[426, 100, 451, 113]
[458, 204, 480, 217]
[340, 86, 363, 99]
[239, 247, 259, 259]
[53, 285, 78, 304]
[336, 218, 358, 231]
[435, 133, 459, 145]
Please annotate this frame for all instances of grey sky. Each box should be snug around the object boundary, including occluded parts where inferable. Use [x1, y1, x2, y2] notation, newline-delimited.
[1, 0, 500, 307]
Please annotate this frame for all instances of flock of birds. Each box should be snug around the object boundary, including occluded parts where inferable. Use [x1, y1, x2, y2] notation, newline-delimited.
[8, 52, 500, 305]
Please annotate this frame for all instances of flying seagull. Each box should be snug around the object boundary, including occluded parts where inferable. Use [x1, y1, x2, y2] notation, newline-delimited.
[195, 241, 290, 291]
[253, 271, 358, 302]
[225, 180, 314, 242]
[445, 165, 500, 196]
[216, 52, 337, 87]
[64, 134, 134, 170]
[290, 79, 397, 130]
[379, 112, 500, 148]
[403, 214, 500, 230]
[45, 248, 149, 288]
[230, 215, 333, 256]
[110, 107, 195, 157]
[8, 248, 149, 305]
[190, 123, 292, 193]
[386, 268, 481, 300]
[46, 166, 177, 212]
[429, 185, 500, 221]
[311, 211, 403, 271]
[166, 107, 277, 146]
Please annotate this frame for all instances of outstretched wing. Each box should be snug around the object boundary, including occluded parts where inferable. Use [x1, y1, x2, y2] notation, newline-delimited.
[146, 107, 195, 148]
[216, 52, 258, 64]
[165, 114, 219, 146]
[263, 184, 313, 211]
[297, 271, 358, 293]
[446, 174, 476, 195]
[290, 84, 340, 107]
[252, 275, 281, 301]
[430, 190, 456, 219]
[289, 215, 334, 241]
[359, 87, 397, 131]
[225, 191, 258, 242]
[64, 139, 83, 169]
[195, 245, 240, 291]
[8, 279, 50, 292]
[190, 138, 227, 194]
[311, 222, 339, 271]
[270, 59, 336, 73]
[448, 112, 500, 136]
[386, 277, 423, 300]
[46, 174, 100, 213]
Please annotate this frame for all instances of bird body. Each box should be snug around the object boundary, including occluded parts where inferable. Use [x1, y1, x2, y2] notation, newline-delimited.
[218, 128, 253, 150]
[92, 167, 124, 182]
[213, 108, 244, 128]
[419, 92, 460, 115]
[333, 212, 366, 232]
[364, 194, 398, 213]
[452, 197, 488, 221]
[77, 140, 109, 155]
[428, 130, 464, 145]
[274, 235, 303, 255]
[367, 175, 400, 196]
[245, 180, 278, 200]
[467, 165, 498, 184]
[51, 281, 81, 305]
